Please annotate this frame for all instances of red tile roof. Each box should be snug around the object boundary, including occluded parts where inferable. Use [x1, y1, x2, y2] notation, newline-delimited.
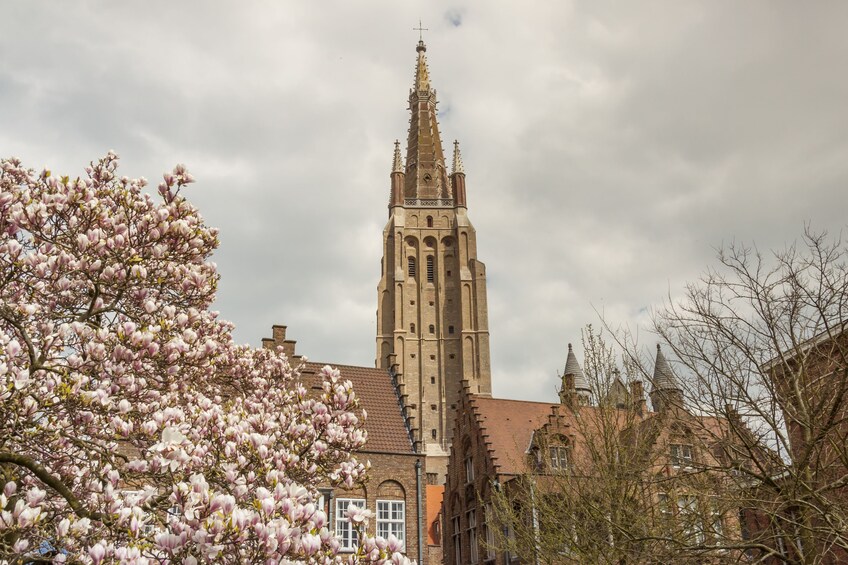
[299, 362, 415, 455]
[470, 396, 564, 476]
[426, 484, 444, 545]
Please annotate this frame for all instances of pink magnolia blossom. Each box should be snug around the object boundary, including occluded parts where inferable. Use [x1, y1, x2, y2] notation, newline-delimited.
[0, 154, 414, 564]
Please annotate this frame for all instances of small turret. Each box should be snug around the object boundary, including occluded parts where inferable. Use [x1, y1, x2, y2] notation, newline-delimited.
[451, 140, 467, 208]
[559, 343, 591, 406]
[389, 140, 405, 208]
[650, 344, 684, 412]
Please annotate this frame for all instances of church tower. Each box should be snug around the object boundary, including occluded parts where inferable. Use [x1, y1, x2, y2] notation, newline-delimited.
[376, 40, 492, 480]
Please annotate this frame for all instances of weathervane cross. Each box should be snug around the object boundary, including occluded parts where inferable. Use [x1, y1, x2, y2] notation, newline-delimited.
[413, 19, 428, 41]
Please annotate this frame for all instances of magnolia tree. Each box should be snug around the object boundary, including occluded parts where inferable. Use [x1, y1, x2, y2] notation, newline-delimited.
[0, 154, 409, 564]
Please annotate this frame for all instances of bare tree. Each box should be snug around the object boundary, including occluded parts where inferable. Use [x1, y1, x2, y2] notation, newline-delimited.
[488, 328, 744, 564]
[652, 229, 848, 564]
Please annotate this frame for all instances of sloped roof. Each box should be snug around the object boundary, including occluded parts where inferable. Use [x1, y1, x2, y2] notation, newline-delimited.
[564, 343, 590, 392]
[470, 396, 566, 476]
[652, 344, 680, 392]
[426, 485, 444, 545]
[299, 362, 415, 455]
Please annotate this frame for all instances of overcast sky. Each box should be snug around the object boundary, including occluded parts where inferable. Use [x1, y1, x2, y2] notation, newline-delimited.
[3, 1, 847, 402]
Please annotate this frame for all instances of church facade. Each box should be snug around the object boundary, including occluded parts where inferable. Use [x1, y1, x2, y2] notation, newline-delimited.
[376, 39, 493, 481]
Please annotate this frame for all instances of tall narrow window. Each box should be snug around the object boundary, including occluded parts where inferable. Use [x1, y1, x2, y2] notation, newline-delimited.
[452, 516, 462, 565]
[427, 216, 433, 227]
[408, 256, 416, 277]
[549, 445, 569, 470]
[410, 323, 415, 334]
[429, 324, 435, 334]
[465, 455, 475, 483]
[467, 509, 478, 564]
[335, 498, 366, 551]
[427, 256, 434, 282]
[484, 503, 496, 559]
[377, 500, 406, 548]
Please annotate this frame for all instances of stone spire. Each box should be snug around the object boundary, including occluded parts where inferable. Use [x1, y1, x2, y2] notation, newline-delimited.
[392, 140, 403, 173]
[414, 40, 430, 90]
[452, 140, 465, 175]
[650, 344, 683, 412]
[389, 139, 405, 208]
[405, 41, 449, 200]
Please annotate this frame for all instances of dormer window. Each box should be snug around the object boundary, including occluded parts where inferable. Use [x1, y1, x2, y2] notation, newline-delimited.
[549, 446, 569, 470]
[670, 444, 693, 468]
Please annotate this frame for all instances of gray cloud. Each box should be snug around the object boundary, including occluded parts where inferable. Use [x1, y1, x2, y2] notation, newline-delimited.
[3, 1, 847, 402]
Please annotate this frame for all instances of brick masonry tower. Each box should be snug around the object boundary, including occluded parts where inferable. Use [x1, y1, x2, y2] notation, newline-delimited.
[376, 40, 492, 482]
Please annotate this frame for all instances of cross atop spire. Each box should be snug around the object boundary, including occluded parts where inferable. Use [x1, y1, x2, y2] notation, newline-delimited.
[413, 19, 428, 43]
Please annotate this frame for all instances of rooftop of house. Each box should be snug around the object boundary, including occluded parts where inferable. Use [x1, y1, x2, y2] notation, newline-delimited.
[299, 362, 416, 455]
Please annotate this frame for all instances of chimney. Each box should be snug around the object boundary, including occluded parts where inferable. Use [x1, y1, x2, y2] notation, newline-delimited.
[630, 380, 646, 415]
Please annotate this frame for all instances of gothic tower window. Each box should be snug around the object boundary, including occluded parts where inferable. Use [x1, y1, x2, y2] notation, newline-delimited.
[426, 256, 435, 282]
[429, 324, 435, 334]
[410, 323, 416, 334]
[408, 256, 416, 277]
[427, 215, 433, 227]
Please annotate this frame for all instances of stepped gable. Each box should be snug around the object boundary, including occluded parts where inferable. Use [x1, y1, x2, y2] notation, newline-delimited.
[299, 362, 416, 454]
[469, 395, 567, 476]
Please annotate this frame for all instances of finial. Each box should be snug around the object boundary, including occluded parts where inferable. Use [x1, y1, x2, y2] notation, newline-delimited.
[414, 19, 429, 48]
[452, 140, 465, 174]
[392, 140, 403, 173]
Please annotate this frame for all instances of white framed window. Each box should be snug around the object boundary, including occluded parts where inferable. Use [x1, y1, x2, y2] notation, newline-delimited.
[336, 498, 366, 551]
[677, 495, 704, 543]
[377, 500, 405, 547]
[549, 446, 568, 470]
[670, 444, 693, 468]
[467, 509, 478, 564]
[484, 503, 495, 559]
[658, 493, 673, 521]
[452, 516, 462, 564]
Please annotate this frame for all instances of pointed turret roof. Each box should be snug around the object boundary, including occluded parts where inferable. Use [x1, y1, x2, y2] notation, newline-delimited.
[564, 343, 590, 392]
[452, 140, 465, 175]
[392, 140, 403, 173]
[652, 344, 680, 391]
[404, 41, 449, 200]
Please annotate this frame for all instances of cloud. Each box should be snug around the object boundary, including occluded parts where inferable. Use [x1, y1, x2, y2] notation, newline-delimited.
[2, 1, 848, 404]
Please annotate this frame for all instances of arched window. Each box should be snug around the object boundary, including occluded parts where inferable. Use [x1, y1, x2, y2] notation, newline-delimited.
[408, 256, 416, 277]
[426, 256, 434, 283]
[410, 323, 416, 334]
[427, 216, 433, 227]
[429, 324, 435, 334]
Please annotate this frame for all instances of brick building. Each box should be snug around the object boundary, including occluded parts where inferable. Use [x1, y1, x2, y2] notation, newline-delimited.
[262, 325, 432, 564]
[743, 328, 848, 564]
[442, 345, 748, 564]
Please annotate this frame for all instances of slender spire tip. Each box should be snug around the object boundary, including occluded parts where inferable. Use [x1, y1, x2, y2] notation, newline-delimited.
[452, 140, 465, 174]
